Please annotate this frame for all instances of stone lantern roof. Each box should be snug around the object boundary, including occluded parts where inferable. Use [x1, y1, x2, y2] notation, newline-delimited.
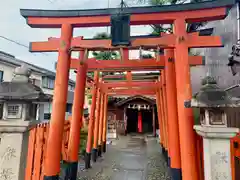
[189, 76, 239, 108]
[0, 65, 51, 102]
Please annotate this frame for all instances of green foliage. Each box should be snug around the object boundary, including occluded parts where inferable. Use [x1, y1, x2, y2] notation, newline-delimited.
[80, 129, 89, 155]
[193, 108, 200, 125]
[137, 0, 206, 35]
[92, 32, 120, 60]
[141, 54, 153, 58]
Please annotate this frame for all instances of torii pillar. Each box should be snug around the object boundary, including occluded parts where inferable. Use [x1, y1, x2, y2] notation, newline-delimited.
[85, 71, 99, 169]
[174, 19, 199, 180]
[66, 50, 87, 179]
[43, 24, 73, 180]
[164, 49, 181, 180]
[92, 88, 102, 162]
[159, 74, 169, 162]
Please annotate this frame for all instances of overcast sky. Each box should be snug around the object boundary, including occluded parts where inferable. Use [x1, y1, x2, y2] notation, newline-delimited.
[0, 0, 152, 80]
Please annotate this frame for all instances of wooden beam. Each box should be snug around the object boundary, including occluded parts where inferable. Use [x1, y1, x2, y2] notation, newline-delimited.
[29, 32, 223, 53]
[101, 81, 159, 88]
[21, 6, 228, 28]
[70, 55, 205, 71]
[108, 89, 156, 95]
[187, 33, 223, 48]
[29, 34, 175, 52]
[108, 87, 155, 92]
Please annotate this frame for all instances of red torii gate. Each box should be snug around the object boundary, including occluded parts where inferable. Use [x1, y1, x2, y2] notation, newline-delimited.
[20, 1, 235, 180]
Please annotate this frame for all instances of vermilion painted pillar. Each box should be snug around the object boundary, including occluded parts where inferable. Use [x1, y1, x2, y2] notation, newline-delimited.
[85, 71, 99, 169]
[97, 93, 105, 157]
[123, 107, 127, 135]
[158, 87, 166, 149]
[156, 90, 164, 147]
[102, 94, 108, 153]
[92, 88, 102, 162]
[164, 49, 182, 180]
[65, 50, 87, 179]
[152, 106, 156, 137]
[164, 72, 171, 165]
[44, 24, 72, 180]
[160, 79, 168, 159]
[138, 111, 143, 133]
[174, 18, 198, 180]
[161, 72, 170, 164]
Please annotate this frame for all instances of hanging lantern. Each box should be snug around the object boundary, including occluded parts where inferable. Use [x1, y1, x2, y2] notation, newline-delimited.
[110, 0, 130, 46]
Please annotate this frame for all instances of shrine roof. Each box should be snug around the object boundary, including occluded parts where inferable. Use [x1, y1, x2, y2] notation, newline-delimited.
[0, 82, 51, 102]
[115, 95, 156, 107]
[20, 0, 235, 18]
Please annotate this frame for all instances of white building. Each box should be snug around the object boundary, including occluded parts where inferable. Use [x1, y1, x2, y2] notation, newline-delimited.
[0, 51, 75, 121]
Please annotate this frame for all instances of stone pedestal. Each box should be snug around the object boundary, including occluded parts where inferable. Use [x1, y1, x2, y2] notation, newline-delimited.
[0, 120, 32, 180]
[194, 125, 239, 180]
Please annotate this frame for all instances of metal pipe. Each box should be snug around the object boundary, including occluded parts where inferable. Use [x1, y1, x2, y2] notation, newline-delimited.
[224, 84, 240, 91]
[237, 1, 240, 40]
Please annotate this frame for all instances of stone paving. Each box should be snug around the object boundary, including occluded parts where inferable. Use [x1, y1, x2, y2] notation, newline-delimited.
[77, 134, 172, 180]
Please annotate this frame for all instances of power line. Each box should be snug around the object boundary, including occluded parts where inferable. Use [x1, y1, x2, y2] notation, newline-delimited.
[0, 36, 29, 49]
[0, 35, 49, 56]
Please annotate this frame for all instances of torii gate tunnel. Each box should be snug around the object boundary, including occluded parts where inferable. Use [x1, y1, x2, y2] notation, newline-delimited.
[20, 0, 237, 180]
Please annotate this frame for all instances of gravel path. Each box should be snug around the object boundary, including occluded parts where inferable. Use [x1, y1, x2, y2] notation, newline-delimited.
[77, 135, 172, 180]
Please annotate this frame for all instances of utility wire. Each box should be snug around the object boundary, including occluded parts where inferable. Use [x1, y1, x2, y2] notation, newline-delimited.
[0, 35, 49, 56]
[0, 36, 29, 49]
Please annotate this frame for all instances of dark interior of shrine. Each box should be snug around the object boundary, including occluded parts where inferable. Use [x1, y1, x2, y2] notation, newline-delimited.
[126, 108, 153, 134]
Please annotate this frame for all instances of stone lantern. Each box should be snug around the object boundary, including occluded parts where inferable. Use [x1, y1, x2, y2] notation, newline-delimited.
[0, 65, 50, 180]
[185, 76, 239, 180]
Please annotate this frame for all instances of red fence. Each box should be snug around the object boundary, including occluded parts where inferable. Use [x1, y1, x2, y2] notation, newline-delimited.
[231, 134, 240, 180]
[25, 120, 70, 180]
[196, 133, 204, 180]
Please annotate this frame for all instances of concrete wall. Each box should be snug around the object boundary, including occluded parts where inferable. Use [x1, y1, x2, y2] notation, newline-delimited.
[191, 4, 240, 94]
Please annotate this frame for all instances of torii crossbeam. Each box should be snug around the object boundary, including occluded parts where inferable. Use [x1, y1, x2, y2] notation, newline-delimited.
[70, 56, 205, 71]
[20, 0, 233, 28]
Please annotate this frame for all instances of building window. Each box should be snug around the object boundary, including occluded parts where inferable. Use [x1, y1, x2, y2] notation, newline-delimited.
[0, 71, 3, 82]
[6, 104, 22, 119]
[68, 84, 75, 91]
[30, 78, 41, 87]
[42, 76, 55, 89]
